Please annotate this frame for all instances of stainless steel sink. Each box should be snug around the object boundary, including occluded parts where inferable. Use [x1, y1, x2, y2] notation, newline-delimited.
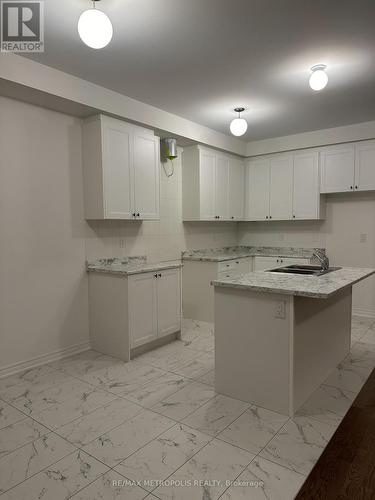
[268, 265, 341, 276]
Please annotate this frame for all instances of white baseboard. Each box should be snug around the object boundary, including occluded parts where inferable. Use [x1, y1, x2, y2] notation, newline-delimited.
[0, 341, 91, 380]
[352, 307, 375, 319]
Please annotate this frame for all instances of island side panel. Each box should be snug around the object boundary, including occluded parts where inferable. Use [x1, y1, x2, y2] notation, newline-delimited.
[292, 288, 352, 413]
[88, 273, 130, 361]
[214, 287, 293, 416]
[183, 261, 218, 322]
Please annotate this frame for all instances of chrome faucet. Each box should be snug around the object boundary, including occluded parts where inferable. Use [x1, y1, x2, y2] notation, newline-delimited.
[313, 249, 329, 271]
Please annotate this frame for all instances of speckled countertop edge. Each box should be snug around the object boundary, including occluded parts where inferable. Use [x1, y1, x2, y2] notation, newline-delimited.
[86, 257, 183, 276]
[182, 246, 324, 262]
[211, 267, 375, 299]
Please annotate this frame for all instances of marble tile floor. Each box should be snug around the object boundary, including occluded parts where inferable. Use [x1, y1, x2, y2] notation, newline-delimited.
[0, 316, 374, 499]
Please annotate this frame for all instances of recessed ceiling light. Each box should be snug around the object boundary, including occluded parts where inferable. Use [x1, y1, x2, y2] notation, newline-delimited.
[230, 108, 248, 137]
[78, 0, 113, 49]
[309, 64, 328, 91]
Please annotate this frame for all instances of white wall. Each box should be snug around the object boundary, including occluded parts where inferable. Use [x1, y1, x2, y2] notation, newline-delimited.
[238, 192, 375, 316]
[85, 148, 238, 262]
[0, 97, 237, 375]
[0, 97, 89, 374]
[0, 54, 246, 156]
[246, 120, 375, 156]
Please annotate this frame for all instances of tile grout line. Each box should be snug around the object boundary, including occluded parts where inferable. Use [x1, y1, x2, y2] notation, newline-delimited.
[2, 322, 372, 498]
[0, 439, 80, 497]
[134, 403, 257, 495]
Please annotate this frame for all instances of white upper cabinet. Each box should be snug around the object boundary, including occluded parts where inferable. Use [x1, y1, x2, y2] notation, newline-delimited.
[293, 151, 320, 219]
[320, 144, 355, 193]
[102, 120, 133, 219]
[354, 140, 375, 191]
[245, 158, 270, 221]
[269, 155, 293, 220]
[320, 141, 375, 193]
[228, 158, 245, 220]
[215, 154, 230, 219]
[82, 115, 160, 220]
[199, 149, 216, 219]
[245, 150, 323, 221]
[182, 145, 245, 221]
[133, 129, 160, 219]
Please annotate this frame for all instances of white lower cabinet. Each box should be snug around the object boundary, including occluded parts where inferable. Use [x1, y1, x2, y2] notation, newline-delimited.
[183, 257, 253, 323]
[129, 272, 158, 348]
[156, 269, 182, 337]
[129, 268, 182, 348]
[89, 267, 182, 361]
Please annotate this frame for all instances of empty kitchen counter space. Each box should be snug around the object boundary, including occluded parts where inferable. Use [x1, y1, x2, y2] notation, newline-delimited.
[182, 246, 319, 322]
[87, 257, 182, 361]
[211, 267, 375, 417]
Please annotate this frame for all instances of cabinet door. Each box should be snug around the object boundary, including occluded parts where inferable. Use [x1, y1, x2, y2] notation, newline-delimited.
[228, 158, 245, 220]
[246, 159, 270, 221]
[199, 150, 216, 220]
[215, 155, 230, 219]
[293, 151, 320, 219]
[253, 257, 279, 271]
[102, 120, 133, 219]
[320, 144, 355, 193]
[129, 272, 158, 348]
[355, 140, 375, 191]
[269, 155, 293, 220]
[157, 269, 181, 337]
[133, 132, 160, 220]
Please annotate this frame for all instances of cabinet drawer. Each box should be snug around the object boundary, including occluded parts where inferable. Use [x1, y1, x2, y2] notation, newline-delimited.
[218, 258, 252, 279]
[218, 260, 238, 272]
[218, 270, 241, 279]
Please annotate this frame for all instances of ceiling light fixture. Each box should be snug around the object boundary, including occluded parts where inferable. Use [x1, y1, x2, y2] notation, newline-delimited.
[78, 0, 113, 49]
[309, 64, 328, 91]
[230, 108, 248, 137]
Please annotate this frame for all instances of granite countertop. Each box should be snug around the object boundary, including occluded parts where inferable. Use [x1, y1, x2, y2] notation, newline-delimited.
[86, 257, 182, 276]
[182, 246, 324, 262]
[211, 267, 375, 299]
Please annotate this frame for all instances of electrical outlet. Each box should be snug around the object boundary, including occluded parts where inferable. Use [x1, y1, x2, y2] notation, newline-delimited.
[274, 301, 286, 319]
[119, 238, 125, 249]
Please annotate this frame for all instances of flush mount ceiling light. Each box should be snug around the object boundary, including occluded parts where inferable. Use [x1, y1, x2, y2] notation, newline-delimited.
[309, 64, 328, 91]
[78, 0, 113, 49]
[230, 108, 248, 137]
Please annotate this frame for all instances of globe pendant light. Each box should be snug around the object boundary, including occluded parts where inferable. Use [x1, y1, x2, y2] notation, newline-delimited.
[78, 0, 113, 49]
[309, 64, 328, 91]
[230, 108, 248, 137]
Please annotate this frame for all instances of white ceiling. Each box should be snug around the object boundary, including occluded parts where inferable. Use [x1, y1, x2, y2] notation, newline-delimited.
[25, 0, 375, 141]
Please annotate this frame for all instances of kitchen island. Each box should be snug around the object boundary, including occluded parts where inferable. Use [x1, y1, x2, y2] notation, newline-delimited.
[212, 267, 375, 416]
